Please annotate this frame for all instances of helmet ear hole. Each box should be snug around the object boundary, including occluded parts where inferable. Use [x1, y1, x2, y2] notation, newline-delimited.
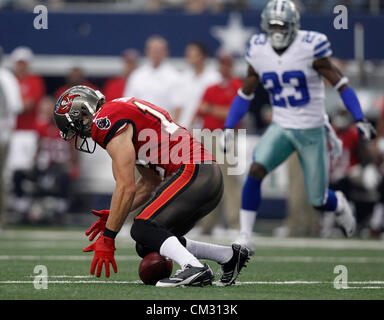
[81, 111, 90, 125]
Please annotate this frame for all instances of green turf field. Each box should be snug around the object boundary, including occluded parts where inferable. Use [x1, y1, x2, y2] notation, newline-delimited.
[1, 228, 384, 300]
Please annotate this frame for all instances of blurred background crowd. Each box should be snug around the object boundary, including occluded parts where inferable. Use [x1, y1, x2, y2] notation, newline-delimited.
[1, 0, 384, 14]
[0, 0, 384, 240]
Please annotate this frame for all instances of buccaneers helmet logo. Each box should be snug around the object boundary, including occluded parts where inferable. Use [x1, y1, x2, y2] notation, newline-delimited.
[55, 93, 80, 114]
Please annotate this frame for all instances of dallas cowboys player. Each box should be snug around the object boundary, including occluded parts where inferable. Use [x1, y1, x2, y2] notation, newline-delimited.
[223, 0, 377, 253]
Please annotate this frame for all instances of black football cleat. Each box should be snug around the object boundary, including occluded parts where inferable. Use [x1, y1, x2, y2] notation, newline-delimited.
[156, 263, 214, 287]
[216, 244, 250, 287]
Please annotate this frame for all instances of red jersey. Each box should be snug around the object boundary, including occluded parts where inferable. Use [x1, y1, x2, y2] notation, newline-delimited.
[91, 98, 214, 178]
[34, 119, 73, 168]
[103, 77, 126, 102]
[330, 126, 360, 181]
[200, 78, 242, 130]
[16, 74, 45, 130]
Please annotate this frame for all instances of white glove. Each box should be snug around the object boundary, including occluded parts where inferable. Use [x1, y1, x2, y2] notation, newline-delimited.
[324, 119, 343, 159]
[329, 130, 343, 159]
[356, 118, 377, 141]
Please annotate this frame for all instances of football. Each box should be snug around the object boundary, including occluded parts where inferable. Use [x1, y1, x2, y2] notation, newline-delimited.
[138, 252, 173, 285]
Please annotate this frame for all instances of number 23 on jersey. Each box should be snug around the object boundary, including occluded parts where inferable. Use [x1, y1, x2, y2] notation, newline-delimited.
[261, 70, 310, 108]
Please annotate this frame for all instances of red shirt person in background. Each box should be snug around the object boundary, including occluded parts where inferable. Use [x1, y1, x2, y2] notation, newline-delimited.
[191, 50, 242, 235]
[34, 96, 79, 180]
[193, 50, 242, 130]
[55, 66, 98, 99]
[11, 47, 45, 130]
[330, 110, 362, 182]
[103, 49, 139, 102]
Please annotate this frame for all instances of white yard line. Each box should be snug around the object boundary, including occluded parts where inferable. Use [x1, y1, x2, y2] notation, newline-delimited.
[1, 255, 383, 263]
[251, 256, 384, 263]
[0, 280, 141, 284]
[0, 279, 383, 289]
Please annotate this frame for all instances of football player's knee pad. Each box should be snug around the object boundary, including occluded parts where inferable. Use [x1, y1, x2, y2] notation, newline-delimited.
[131, 219, 173, 252]
[135, 242, 153, 258]
[130, 219, 157, 243]
[249, 162, 267, 180]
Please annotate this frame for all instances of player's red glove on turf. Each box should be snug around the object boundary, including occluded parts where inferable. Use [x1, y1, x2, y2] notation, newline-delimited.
[83, 235, 117, 278]
[85, 209, 110, 241]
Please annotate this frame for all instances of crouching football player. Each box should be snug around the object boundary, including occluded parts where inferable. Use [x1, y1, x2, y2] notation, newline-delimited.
[53, 85, 249, 287]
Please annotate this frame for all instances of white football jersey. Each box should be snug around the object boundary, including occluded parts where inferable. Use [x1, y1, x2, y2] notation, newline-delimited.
[246, 30, 332, 129]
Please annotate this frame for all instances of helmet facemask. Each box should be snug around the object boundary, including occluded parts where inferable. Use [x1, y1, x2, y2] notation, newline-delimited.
[261, 0, 300, 50]
[268, 22, 293, 50]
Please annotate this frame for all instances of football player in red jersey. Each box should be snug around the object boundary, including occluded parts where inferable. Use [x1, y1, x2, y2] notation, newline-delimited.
[53, 86, 250, 287]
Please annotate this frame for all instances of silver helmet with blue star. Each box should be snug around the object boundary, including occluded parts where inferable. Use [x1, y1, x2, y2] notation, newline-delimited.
[261, 0, 300, 50]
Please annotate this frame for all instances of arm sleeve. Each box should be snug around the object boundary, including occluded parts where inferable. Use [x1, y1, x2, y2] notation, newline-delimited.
[340, 87, 365, 121]
[224, 93, 251, 129]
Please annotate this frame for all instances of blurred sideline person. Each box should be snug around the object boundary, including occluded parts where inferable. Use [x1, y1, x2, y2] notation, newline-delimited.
[103, 49, 139, 102]
[123, 35, 181, 121]
[222, 0, 376, 253]
[0, 46, 23, 228]
[192, 50, 242, 235]
[176, 41, 221, 130]
[53, 86, 249, 287]
[372, 100, 384, 237]
[322, 110, 380, 237]
[55, 66, 98, 99]
[11, 46, 45, 131]
[12, 96, 79, 224]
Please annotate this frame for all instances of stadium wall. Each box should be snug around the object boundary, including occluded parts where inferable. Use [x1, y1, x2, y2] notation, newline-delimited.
[1, 11, 383, 59]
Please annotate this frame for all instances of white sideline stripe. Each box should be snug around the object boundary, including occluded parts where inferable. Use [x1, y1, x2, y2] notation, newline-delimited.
[27, 275, 93, 278]
[251, 256, 384, 263]
[2, 230, 384, 250]
[1, 280, 383, 289]
[1, 255, 384, 263]
[344, 287, 384, 289]
[236, 281, 384, 285]
[0, 280, 142, 284]
[0, 241, 135, 249]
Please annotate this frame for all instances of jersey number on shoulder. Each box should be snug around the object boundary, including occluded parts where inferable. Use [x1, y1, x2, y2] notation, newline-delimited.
[133, 100, 180, 135]
[262, 71, 310, 108]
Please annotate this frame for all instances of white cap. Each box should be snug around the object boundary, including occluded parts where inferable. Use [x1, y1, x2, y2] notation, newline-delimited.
[10, 46, 34, 63]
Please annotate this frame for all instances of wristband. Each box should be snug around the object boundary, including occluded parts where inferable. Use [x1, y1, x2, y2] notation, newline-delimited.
[334, 77, 349, 91]
[103, 228, 118, 239]
[237, 88, 255, 101]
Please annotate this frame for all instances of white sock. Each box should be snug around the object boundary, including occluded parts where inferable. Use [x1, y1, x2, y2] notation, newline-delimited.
[159, 236, 203, 269]
[185, 238, 233, 264]
[239, 209, 257, 237]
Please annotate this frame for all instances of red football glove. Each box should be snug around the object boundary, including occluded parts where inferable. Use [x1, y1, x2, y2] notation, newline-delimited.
[85, 210, 110, 241]
[83, 235, 117, 278]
